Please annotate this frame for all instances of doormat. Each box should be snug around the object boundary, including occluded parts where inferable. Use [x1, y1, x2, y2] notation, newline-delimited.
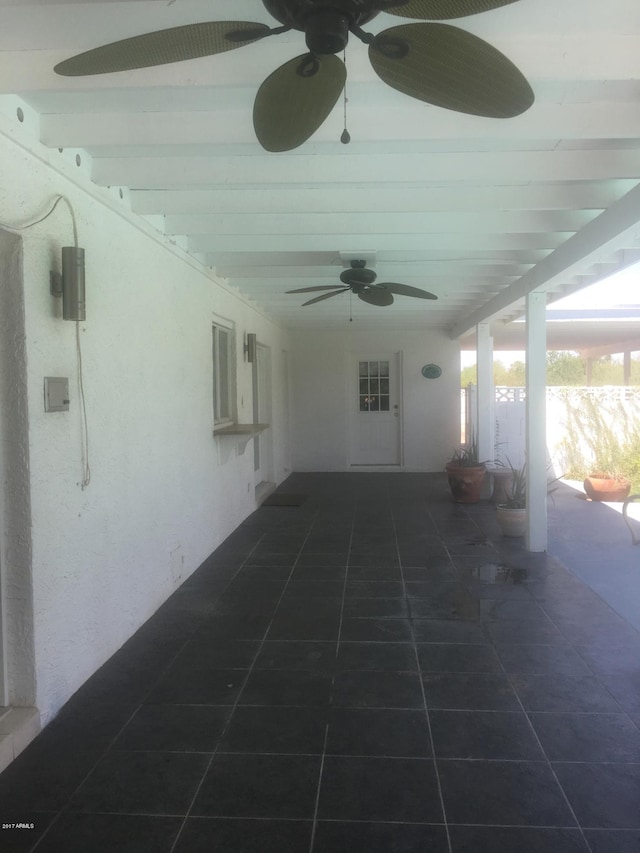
[262, 493, 307, 507]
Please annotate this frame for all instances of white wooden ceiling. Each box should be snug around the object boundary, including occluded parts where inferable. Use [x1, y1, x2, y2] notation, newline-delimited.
[2, 0, 640, 340]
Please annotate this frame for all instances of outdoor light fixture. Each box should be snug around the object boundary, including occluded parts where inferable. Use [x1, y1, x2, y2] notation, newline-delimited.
[50, 247, 86, 320]
[245, 332, 257, 363]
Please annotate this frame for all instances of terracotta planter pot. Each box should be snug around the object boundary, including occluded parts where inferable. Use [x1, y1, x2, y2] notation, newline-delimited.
[496, 505, 527, 537]
[445, 463, 486, 503]
[583, 475, 631, 502]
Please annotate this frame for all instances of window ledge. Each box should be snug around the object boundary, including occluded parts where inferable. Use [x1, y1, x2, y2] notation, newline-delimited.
[213, 423, 269, 463]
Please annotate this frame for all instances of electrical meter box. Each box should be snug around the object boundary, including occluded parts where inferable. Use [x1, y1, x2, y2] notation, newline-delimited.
[44, 377, 70, 412]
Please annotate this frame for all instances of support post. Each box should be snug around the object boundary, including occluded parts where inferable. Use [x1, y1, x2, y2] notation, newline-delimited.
[525, 292, 547, 551]
[624, 351, 631, 386]
[586, 358, 593, 386]
[476, 323, 494, 464]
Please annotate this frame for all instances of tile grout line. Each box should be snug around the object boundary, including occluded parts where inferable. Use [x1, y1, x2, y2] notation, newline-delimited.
[307, 494, 355, 853]
[167, 507, 324, 852]
[308, 725, 331, 853]
[490, 611, 596, 852]
[334, 493, 357, 659]
[392, 494, 454, 853]
[533, 600, 635, 720]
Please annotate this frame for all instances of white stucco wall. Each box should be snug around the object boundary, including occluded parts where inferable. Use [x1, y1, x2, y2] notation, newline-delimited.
[0, 123, 290, 724]
[289, 328, 460, 471]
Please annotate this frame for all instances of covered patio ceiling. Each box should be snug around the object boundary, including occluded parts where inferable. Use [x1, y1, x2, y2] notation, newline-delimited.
[459, 309, 640, 356]
[2, 0, 640, 338]
[460, 320, 640, 357]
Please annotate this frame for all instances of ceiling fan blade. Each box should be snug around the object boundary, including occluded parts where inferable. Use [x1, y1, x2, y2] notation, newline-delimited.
[369, 23, 534, 118]
[54, 21, 269, 76]
[286, 286, 347, 294]
[253, 54, 346, 152]
[384, 0, 519, 20]
[379, 282, 438, 299]
[358, 287, 394, 307]
[302, 289, 349, 306]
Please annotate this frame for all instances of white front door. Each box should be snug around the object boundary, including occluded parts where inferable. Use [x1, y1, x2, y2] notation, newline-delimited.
[349, 353, 402, 466]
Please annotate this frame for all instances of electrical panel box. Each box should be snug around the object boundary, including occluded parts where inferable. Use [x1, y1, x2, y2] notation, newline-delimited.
[44, 377, 70, 412]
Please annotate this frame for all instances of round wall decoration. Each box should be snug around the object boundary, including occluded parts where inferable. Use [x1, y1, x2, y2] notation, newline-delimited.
[421, 363, 442, 379]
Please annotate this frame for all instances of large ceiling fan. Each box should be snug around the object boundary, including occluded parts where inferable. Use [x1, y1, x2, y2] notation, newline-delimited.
[54, 0, 534, 152]
[286, 259, 438, 306]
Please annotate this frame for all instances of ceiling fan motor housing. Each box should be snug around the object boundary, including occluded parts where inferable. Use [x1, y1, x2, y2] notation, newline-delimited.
[340, 265, 377, 285]
[263, 0, 380, 53]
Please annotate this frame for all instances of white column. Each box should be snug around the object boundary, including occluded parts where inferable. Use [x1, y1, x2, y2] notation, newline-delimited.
[476, 323, 494, 464]
[526, 291, 547, 551]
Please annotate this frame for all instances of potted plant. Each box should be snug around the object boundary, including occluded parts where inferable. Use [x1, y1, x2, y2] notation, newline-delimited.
[486, 459, 516, 505]
[445, 436, 487, 503]
[496, 459, 527, 537]
[583, 470, 631, 502]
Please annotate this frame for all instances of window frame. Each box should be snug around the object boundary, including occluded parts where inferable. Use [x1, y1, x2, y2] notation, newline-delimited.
[212, 318, 236, 429]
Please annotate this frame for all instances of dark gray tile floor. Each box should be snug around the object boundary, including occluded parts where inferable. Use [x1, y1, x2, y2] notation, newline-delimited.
[1, 472, 640, 853]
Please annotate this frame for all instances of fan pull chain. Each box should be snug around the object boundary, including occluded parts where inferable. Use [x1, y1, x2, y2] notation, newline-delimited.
[341, 50, 351, 144]
[349, 288, 353, 322]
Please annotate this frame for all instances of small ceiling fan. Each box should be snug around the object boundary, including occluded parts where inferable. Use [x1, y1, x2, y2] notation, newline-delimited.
[286, 259, 438, 306]
[54, 0, 534, 152]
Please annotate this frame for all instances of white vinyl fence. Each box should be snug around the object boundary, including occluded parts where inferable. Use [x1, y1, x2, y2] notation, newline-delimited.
[462, 385, 640, 473]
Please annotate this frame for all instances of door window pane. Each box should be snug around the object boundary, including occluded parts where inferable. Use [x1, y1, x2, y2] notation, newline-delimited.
[357, 360, 392, 413]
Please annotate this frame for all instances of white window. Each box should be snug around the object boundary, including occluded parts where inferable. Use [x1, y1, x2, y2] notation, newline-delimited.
[358, 360, 391, 412]
[212, 320, 235, 426]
